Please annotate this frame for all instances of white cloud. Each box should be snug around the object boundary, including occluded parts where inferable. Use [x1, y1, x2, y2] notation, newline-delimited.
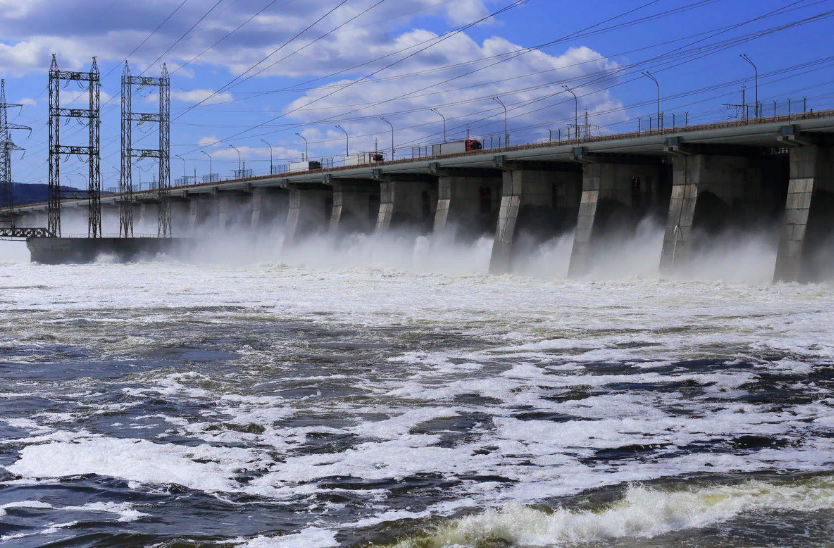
[0, 1, 500, 77]
[444, 0, 492, 26]
[173, 89, 234, 105]
[18, 98, 37, 107]
[61, 89, 113, 105]
[275, 34, 624, 154]
[198, 136, 220, 147]
[147, 89, 234, 105]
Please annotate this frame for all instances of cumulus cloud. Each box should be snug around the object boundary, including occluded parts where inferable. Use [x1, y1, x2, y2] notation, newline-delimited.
[60, 89, 113, 105]
[198, 136, 220, 147]
[145, 89, 234, 105]
[274, 34, 624, 155]
[0, 0, 500, 77]
[173, 89, 234, 105]
[0, 0, 629, 177]
[18, 98, 37, 107]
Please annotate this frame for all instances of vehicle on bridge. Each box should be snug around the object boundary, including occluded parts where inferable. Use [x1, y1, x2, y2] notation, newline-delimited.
[289, 160, 323, 173]
[431, 139, 482, 155]
[344, 152, 385, 166]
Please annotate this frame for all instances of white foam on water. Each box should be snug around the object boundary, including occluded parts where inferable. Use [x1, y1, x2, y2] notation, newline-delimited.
[3, 227, 834, 543]
[0, 500, 53, 516]
[0, 240, 29, 264]
[0, 520, 78, 543]
[63, 501, 148, 522]
[236, 527, 338, 548]
[6, 436, 253, 492]
[391, 476, 834, 547]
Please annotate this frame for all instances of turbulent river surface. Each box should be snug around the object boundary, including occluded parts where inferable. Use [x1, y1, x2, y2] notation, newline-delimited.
[1, 233, 834, 547]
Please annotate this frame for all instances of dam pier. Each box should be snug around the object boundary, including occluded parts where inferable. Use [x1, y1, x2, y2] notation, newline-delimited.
[9, 111, 834, 283]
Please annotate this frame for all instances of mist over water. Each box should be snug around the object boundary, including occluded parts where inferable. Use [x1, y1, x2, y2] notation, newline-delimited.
[2, 207, 834, 547]
[8, 206, 821, 285]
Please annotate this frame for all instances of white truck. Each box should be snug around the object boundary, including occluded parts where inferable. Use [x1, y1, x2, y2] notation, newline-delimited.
[431, 139, 482, 156]
[289, 160, 322, 173]
[344, 152, 385, 167]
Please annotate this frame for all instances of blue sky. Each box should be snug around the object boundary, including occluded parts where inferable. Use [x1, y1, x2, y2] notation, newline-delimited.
[1, 0, 832, 188]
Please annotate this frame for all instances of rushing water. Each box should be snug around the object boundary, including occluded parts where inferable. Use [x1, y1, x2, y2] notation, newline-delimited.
[1, 231, 834, 547]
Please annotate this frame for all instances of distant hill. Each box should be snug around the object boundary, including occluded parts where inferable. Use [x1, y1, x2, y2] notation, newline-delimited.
[9, 183, 82, 206]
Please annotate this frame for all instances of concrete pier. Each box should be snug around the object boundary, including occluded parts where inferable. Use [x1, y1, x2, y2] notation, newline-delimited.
[216, 190, 252, 230]
[170, 199, 191, 236]
[773, 137, 834, 282]
[251, 187, 289, 229]
[137, 202, 159, 232]
[568, 151, 669, 278]
[659, 145, 784, 275]
[328, 180, 380, 235]
[285, 185, 332, 245]
[188, 194, 214, 232]
[374, 173, 437, 233]
[432, 167, 502, 238]
[489, 159, 582, 274]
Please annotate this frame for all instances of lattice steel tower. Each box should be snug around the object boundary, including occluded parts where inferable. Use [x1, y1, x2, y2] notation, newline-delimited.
[48, 55, 101, 238]
[121, 62, 171, 238]
[0, 80, 31, 228]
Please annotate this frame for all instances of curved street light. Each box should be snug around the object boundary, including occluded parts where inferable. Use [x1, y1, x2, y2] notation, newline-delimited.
[562, 85, 578, 141]
[228, 145, 241, 177]
[379, 116, 394, 161]
[335, 125, 349, 157]
[493, 97, 508, 145]
[295, 133, 308, 162]
[643, 71, 660, 129]
[260, 139, 273, 175]
[431, 108, 446, 142]
[740, 54, 758, 118]
[175, 154, 186, 184]
[201, 151, 212, 183]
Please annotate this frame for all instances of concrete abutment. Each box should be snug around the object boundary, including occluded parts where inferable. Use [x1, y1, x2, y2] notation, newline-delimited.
[568, 154, 670, 278]
[251, 187, 289, 230]
[659, 150, 788, 276]
[328, 181, 380, 235]
[284, 186, 333, 246]
[433, 170, 502, 239]
[489, 162, 582, 274]
[773, 142, 834, 283]
[375, 176, 437, 233]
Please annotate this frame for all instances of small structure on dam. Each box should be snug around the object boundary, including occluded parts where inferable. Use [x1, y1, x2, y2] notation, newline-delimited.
[25, 235, 187, 265]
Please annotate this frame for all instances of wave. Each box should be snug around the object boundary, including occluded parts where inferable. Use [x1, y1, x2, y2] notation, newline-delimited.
[385, 475, 834, 547]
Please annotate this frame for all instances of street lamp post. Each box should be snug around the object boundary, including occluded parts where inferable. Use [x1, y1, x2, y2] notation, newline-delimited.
[643, 71, 660, 129]
[740, 53, 758, 118]
[431, 108, 446, 142]
[335, 125, 349, 157]
[260, 139, 273, 175]
[295, 133, 308, 162]
[562, 85, 578, 141]
[380, 116, 394, 161]
[201, 151, 212, 183]
[229, 145, 241, 177]
[175, 154, 186, 184]
[493, 97, 508, 146]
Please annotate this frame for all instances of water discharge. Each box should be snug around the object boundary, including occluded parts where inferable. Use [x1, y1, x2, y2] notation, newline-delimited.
[0, 221, 833, 546]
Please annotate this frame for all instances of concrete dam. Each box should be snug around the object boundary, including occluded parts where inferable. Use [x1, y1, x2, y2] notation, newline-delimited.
[11, 111, 834, 283]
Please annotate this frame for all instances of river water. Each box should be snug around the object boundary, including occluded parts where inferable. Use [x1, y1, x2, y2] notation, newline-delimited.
[1, 230, 833, 547]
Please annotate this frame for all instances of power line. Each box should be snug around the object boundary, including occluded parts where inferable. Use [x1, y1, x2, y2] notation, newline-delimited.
[172, 0, 351, 117]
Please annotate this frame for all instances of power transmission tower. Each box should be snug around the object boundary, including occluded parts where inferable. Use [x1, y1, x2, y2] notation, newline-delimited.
[48, 54, 101, 238]
[121, 62, 171, 237]
[0, 80, 31, 228]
